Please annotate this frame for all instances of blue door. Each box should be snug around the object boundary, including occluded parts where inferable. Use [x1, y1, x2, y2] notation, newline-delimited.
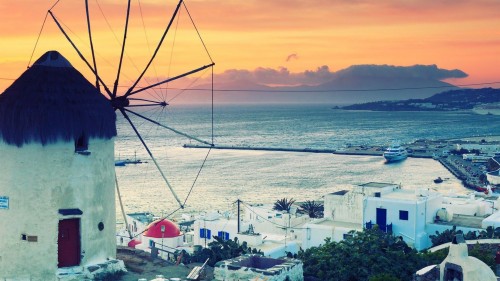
[376, 208, 387, 232]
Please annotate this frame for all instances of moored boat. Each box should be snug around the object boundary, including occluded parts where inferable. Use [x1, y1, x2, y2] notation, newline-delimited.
[383, 145, 408, 162]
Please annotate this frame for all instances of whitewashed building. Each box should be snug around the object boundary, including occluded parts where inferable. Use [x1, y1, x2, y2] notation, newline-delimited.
[302, 182, 500, 251]
[192, 212, 256, 247]
[0, 51, 123, 280]
[192, 206, 307, 258]
[302, 183, 400, 249]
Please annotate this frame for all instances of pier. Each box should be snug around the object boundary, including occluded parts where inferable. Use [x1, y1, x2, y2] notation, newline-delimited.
[183, 144, 432, 158]
[184, 137, 498, 192]
[183, 144, 339, 154]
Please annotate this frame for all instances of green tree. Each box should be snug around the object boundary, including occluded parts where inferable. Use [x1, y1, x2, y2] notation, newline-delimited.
[368, 273, 401, 281]
[429, 225, 462, 247]
[299, 200, 324, 218]
[273, 198, 296, 212]
[190, 236, 263, 267]
[298, 228, 430, 281]
[469, 243, 495, 270]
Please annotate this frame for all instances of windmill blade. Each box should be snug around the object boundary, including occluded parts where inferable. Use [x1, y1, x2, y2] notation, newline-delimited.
[119, 108, 184, 208]
[129, 98, 168, 106]
[85, 0, 100, 92]
[48, 10, 113, 98]
[113, 0, 132, 98]
[125, 63, 215, 97]
[125, 0, 184, 97]
[124, 108, 212, 146]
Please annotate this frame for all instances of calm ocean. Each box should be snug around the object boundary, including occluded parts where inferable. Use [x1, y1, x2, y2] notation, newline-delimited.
[114, 104, 500, 217]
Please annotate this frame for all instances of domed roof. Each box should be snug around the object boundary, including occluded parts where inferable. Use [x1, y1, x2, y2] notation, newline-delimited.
[440, 235, 497, 281]
[127, 239, 142, 248]
[0, 50, 116, 147]
[143, 219, 181, 238]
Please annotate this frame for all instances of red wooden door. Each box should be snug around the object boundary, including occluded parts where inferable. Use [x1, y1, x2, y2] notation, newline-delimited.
[58, 218, 81, 267]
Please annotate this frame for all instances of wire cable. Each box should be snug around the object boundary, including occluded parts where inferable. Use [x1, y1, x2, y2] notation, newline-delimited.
[27, 12, 49, 68]
[182, 1, 213, 63]
[182, 147, 212, 207]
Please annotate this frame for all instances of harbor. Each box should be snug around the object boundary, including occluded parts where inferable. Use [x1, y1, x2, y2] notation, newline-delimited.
[184, 136, 500, 193]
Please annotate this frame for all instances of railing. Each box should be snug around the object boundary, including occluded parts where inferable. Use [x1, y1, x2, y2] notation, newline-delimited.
[365, 221, 393, 233]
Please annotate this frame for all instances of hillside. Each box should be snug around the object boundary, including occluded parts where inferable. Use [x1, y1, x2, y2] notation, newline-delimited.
[169, 64, 466, 104]
[341, 88, 500, 111]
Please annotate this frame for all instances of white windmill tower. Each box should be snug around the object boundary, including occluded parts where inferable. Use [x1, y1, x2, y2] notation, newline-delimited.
[0, 51, 124, 280]
[0, 0, 215, 279]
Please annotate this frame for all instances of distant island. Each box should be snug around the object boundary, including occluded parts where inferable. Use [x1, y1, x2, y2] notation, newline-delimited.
[341, 87, 500, 112]
[173, 64, 469, 104]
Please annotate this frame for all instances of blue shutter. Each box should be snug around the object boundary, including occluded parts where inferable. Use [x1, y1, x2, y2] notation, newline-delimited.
[225, 232, 230, 241]
[207, 229, 211, 239]
[200, 228, 205, 238]
[218, 231, 223, 239]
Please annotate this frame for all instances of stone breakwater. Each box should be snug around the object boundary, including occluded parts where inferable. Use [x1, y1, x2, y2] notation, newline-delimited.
[185, 137, 498, 192]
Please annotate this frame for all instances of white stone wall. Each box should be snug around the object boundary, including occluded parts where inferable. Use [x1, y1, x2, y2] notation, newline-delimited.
[193, 218, 253, 247]
[0, 138, 116, 280]
[324, 192, 364, 223]
[302, 220, 334, 249]
[214, 258, 304, 281]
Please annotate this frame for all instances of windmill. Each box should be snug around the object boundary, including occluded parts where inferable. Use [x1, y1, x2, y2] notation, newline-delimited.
[32, 0, 217, 250]
[0, 1, 215, 278]
[41, 0, 215, 210]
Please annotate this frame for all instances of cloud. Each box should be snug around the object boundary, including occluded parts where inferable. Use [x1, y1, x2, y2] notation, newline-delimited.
[210, 65, 335, 86]
[334, 64, 468, 80]
[286, 54, 299, 62]
[199, 64, 467, 87]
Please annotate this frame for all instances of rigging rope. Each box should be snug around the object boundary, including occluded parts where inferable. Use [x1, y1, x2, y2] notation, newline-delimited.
[27, 12, 49, 68]
[131, 207, 183, 239]
[182, 146, 212, 207]
[138, 0, 163, 101]
[182, 1, 213, 63]
[115, 174, 133, 239]
[164, 3, 182, 102]
[167, 67, 209, 103]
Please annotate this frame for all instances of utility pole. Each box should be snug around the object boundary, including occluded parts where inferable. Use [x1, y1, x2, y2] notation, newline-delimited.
[237, 199, 241, 233]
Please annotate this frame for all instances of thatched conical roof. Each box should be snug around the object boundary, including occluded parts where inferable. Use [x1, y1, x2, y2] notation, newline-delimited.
[0, 51, 116, 147]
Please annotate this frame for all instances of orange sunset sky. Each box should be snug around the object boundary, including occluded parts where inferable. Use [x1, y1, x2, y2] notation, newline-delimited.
[0, 0, 499, 93]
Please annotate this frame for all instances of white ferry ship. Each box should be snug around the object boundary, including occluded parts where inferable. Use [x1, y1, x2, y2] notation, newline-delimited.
[383, 145, 408, 162]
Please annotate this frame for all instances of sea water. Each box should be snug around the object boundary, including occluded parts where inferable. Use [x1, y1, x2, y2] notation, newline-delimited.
[114, 104, 500, 217]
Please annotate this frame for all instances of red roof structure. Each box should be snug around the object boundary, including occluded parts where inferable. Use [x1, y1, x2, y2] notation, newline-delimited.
[143, 219, 181, 238]
[127, 239, 142, 248]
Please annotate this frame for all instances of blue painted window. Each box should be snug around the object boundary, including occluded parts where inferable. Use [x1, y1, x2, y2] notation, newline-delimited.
[399, 210, 409, 220]
[200, 228, 212, 239]
[218, 231, 230, 241]
[149, 240, 155, 248]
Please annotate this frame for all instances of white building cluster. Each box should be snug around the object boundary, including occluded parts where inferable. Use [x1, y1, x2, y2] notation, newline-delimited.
[120, 182, 500, 263]
[306, 182, 500, 251]
[183, 182, 500, 256]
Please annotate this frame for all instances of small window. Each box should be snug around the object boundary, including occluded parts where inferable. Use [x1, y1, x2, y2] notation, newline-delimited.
[217, 231, 230, 241]
[343, 233, 353, 240]
[149, 240, 155, 248]
[200, 228, 212, 239]
[75, 134, 88, 152]
[399, 210, 409, 221]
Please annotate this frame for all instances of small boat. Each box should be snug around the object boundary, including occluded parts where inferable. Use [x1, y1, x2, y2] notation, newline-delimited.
[383, 145, 408, 162]
[434, 177, 443, 184]
[115, 151, 144, 166]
